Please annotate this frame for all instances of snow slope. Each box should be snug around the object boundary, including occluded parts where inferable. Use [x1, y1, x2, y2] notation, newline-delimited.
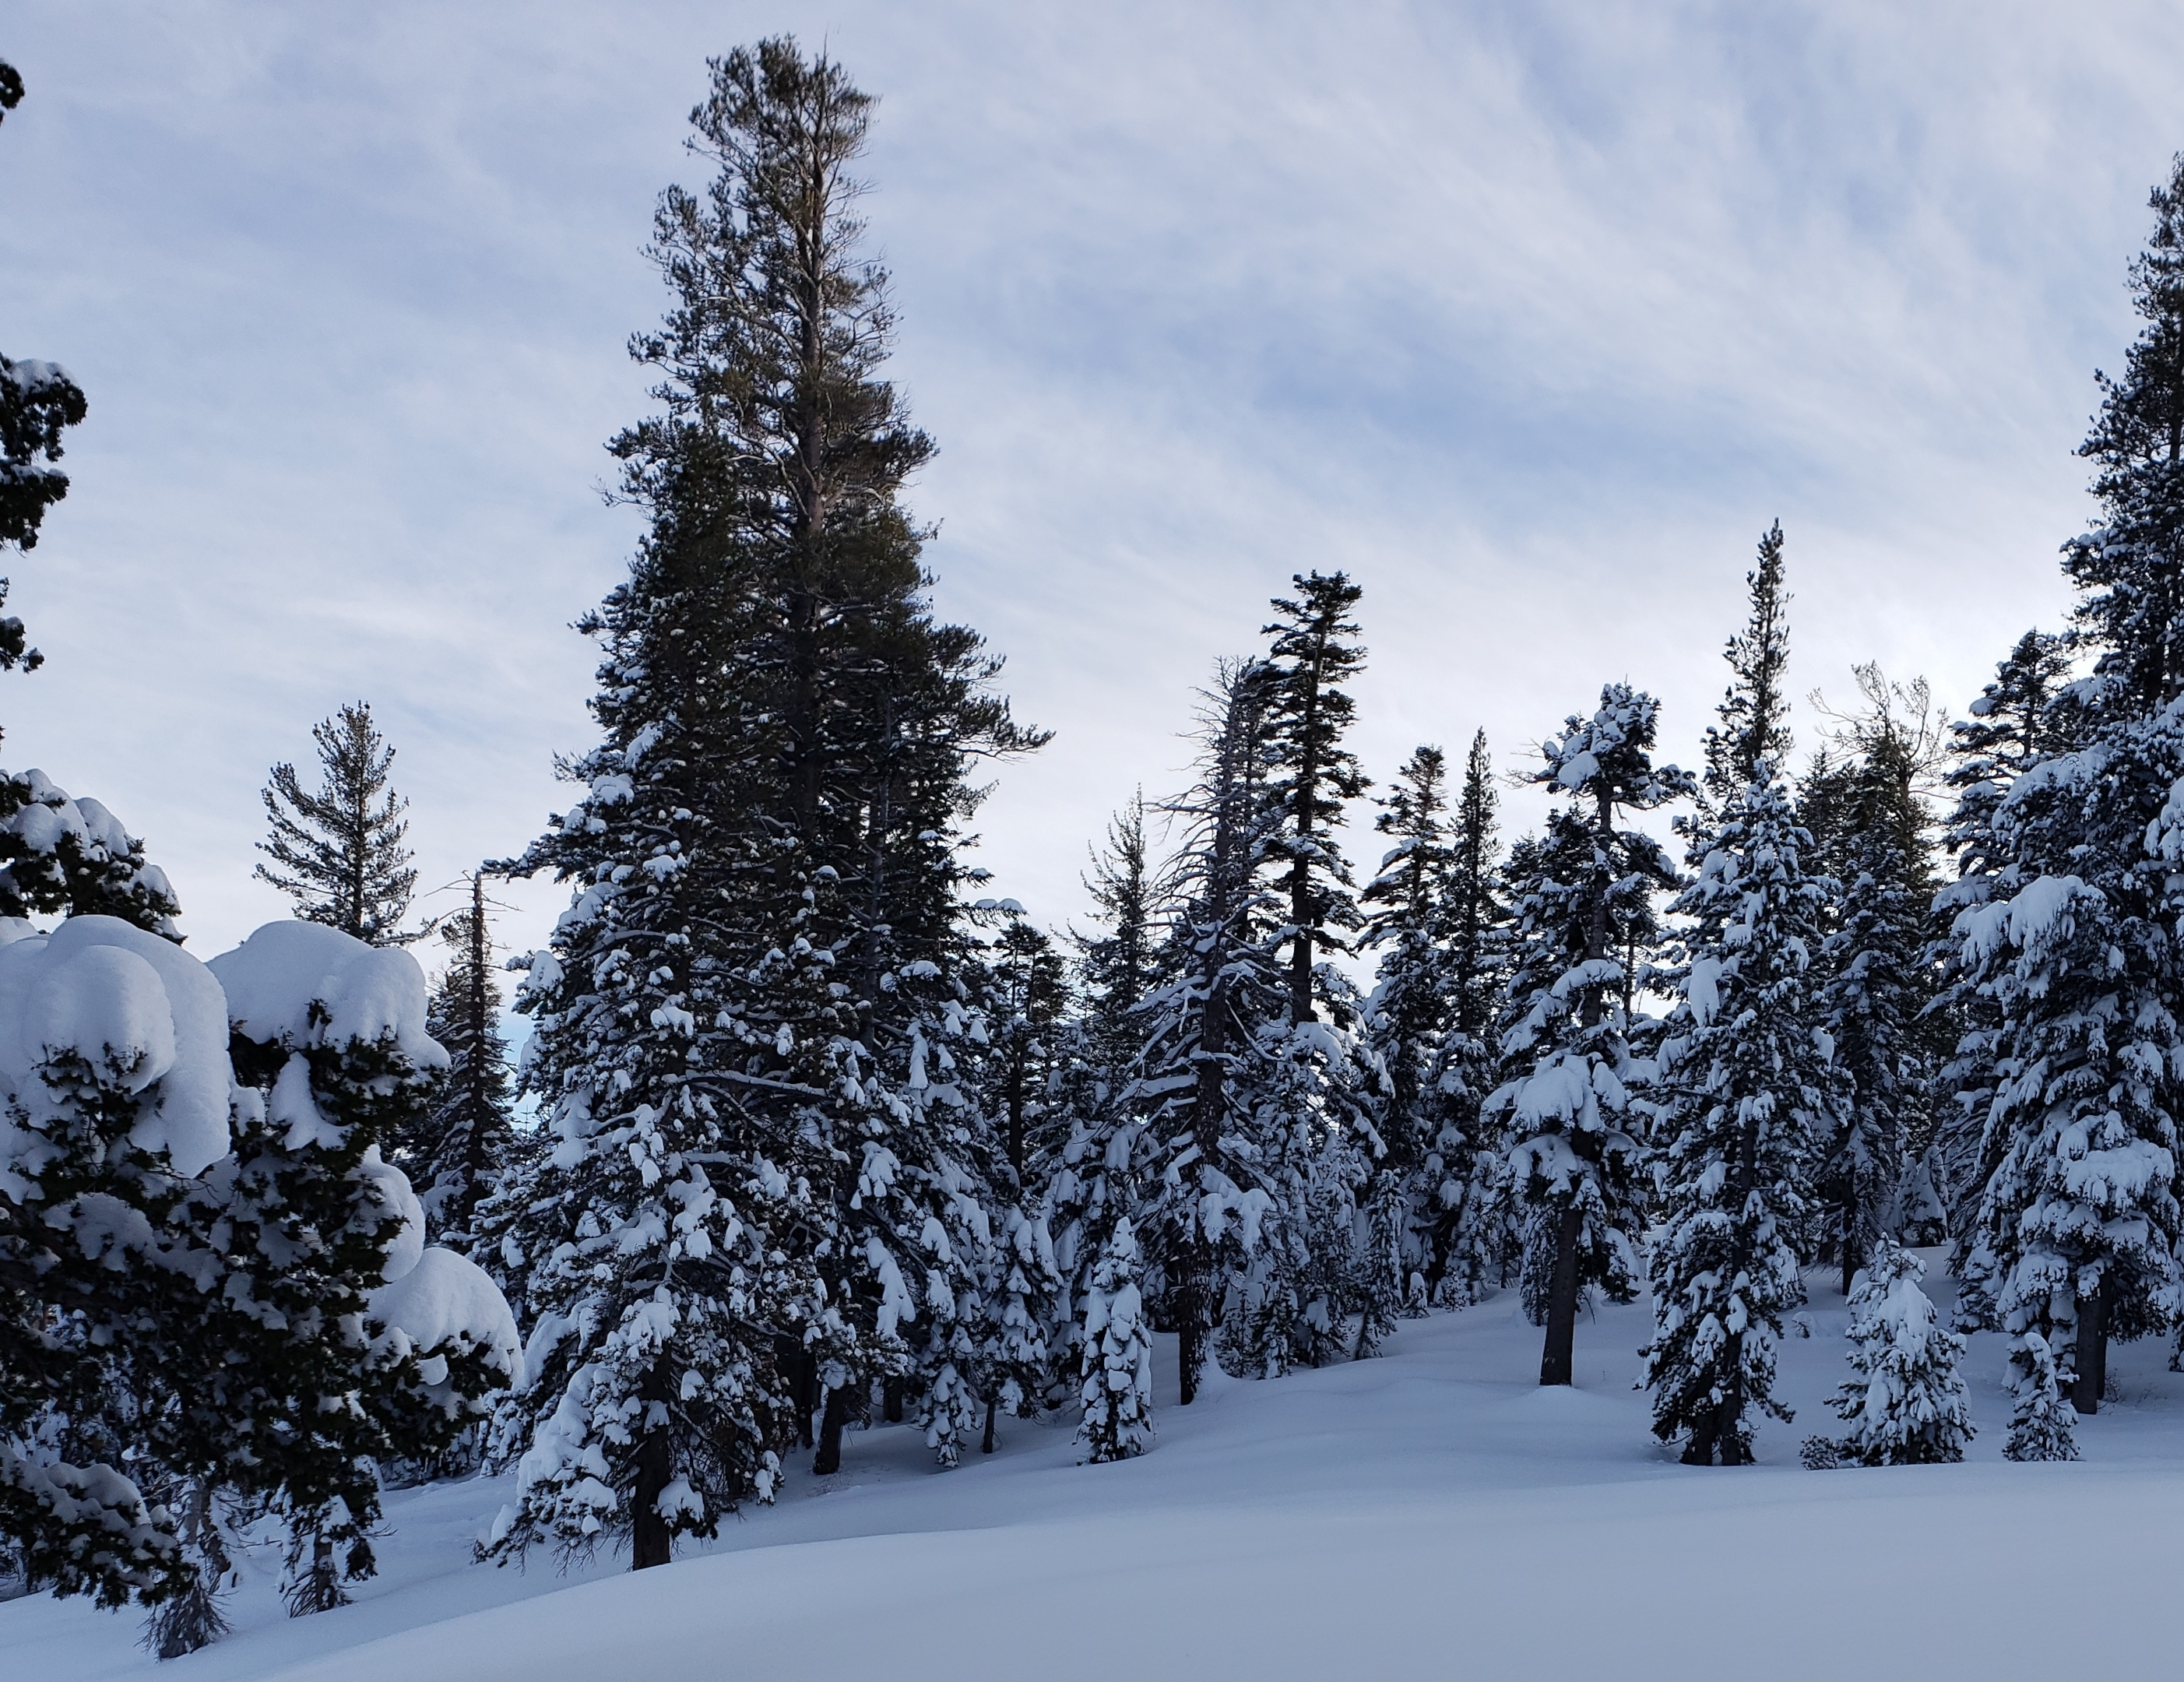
[11, 1257, 2184, 1680]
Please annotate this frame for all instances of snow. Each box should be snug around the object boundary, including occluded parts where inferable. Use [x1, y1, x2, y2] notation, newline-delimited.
[369, 1247, 522, 1380]
[17, 1254, 2184, 1680]
[208, 920, 447, 1064]
[0, 915, 232, 1174]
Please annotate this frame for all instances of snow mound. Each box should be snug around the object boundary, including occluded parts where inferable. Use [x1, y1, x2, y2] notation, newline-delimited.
[371, 1246, 522, 1381]
[209, 921, 447, 1064]
[0, 915, 233, 1174]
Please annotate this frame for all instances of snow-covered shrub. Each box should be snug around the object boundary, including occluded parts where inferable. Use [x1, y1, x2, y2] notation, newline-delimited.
[1078, 1217, 1153, 1464]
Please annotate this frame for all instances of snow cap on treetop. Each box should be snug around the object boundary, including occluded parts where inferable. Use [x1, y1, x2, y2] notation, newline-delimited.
[209, 919, 447, 1064]
[0, 914, 234, 1174]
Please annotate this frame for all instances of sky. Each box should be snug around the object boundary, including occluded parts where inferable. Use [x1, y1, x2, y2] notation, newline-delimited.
[3, 2, 2179, 981]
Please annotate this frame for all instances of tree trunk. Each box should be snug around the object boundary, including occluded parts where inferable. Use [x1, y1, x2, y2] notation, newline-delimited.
[1539, 1205, 1584, 1386]
[2073, 1279, 2108, 1416]
[883, 1376, 904, 1423]
[1840, 1191, 1860, 1300]
[631, 1364, 673, 1570]
[311, 1532, 337, 1606]
[981, 1394, 997, 1455]
[812, 1381, 851, 1476]
[1176, 1264, 1209, 1406]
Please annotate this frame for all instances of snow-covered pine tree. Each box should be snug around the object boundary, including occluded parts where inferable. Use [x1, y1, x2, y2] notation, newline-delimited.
[203, 923, 516, 1615]
[491, 38, 1042, 1550]
[1077, 1216, 1154, 1464]
[1947, 160, 2184, 1449]
[1700, 521, 1794, 819]
[255, 702, 424, 945]
[1490, 684, 1692, 1386]
[1133, 660, 1288, 1403]
[403, 872, 515, 1248]
[1361, 744, 1454, 1313]
[1930, 630, 2074, 1257]
[0, 770, 181, 938]
[980, 914, 1070, 1195]
[1429, 731, 1511, 1301]
[1043, 796, 1159, 1409]
[1805, 667, 1947, 1294]
[1644, 763, 1842, 1463]
[1806, 1237, 1974, 1467]
[1246, 575, 1383, 1365]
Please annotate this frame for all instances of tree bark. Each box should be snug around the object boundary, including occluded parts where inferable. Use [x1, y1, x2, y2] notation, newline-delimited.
[1176, 1262, 1210, 1406]
[631, 1363, 673, 1570]
[812, 1381, 851, 1475]
[1840, 1192, 1860, 1300]
[981, 1394, 997, 1455]
[2073, 1279, 2108, 1416]
[883, 1376, 904, 1423]
[1539, 1205, 1584, 1386]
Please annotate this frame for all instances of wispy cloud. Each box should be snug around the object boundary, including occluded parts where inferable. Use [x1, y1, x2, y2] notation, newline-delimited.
[2, 1, 2175, 960]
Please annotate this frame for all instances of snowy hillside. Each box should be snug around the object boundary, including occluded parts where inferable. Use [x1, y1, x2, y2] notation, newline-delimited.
[12, 1259, 2184, 1682]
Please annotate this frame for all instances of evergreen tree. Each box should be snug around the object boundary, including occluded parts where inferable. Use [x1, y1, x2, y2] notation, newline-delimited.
[1931, 631, 2073, 1249]
[1806, 667, 1946, 1293]
[0, 770, 181, 938]
[255, 702, 423, 945]
[0, 60, 89, 681]
[1945, 163, 2184, 1444]
[1430, 731, 1511, 1300]
[981, 914, 1070, 1193]
[1490, 684, 1691, 1386]
[1131, 660, 1288, 1402]
[1361, 744, 1453, 1311]
[488, 40, 1040, 1564]
[1699, 521, 1794, 816]
[1077, 1216, 1154, 1464]
[1044, 797, 1159, 1409]
[1644, 764, 1842, 1464]
[1261, 572, 1368, 1027]
[1803, 1237, 1973, 1467]
[406, 872, 515, 1247]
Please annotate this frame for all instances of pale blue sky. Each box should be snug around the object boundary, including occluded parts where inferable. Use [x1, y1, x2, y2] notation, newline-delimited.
[2, 2, 2175, 966]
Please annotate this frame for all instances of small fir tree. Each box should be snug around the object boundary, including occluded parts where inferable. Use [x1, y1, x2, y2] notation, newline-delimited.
[1077, 1217, 1154, 1464]
[255, 702, 423, 945]
[1805, 1238, 1974, 1467]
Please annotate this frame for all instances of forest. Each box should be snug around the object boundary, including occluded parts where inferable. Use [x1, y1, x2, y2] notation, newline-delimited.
[7, 30, 2184, 1668]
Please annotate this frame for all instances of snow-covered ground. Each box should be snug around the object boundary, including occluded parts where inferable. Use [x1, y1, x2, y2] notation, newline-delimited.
[12, 1255, 2184, 1680]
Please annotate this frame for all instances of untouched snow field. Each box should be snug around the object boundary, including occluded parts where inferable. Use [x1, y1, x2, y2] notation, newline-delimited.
[12, 1254, 2184, 1680]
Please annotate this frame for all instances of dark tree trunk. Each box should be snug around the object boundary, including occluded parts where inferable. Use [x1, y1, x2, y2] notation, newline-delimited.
[2073, 1280, 2108, 1416]
[1841, 1193, 1860, 1300]
[631, 1363, 673, 1570]
[1539, 1205, 1584, 1386]
[812, 1381, 852, 1475]
[1176, 1263, 1210, 1406]
[883, 1376, 904, 1423]
[981, 1394, 997, 1455]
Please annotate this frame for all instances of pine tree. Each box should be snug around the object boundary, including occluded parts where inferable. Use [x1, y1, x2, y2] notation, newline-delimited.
[1945, 162, 2184, 1445]
[488, 40, 1040, 1560]
[1131, 660, 1288, 1402]
[1700, 521, 1794, 816]
[0, 60, 88, 684]
[1077, 1216, 1154, 1464]
[1644, 764, 1841, 1464]
[981, 915, 1070, 1194]
[255, 702, 423, 945]
[1430, 731, 1510, 1300]
[1261, 572, 1368, 1027]
[406, 872, 515, 1247]
[1805, 1238, 1973, 1467]
[1361, 744, 1453, 1312]
[1490, 684, 1691, 1386]
[0, 770, 182, 938]
[1806, 667, 1946, 1295]
[1931, 631, 2074, 1251]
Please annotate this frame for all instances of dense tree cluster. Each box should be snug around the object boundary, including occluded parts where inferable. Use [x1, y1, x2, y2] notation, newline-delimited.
[26, 41, 2184, 1659]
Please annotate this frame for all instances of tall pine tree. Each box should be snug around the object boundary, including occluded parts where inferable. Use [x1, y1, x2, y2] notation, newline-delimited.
[255, 702, 423, 945]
